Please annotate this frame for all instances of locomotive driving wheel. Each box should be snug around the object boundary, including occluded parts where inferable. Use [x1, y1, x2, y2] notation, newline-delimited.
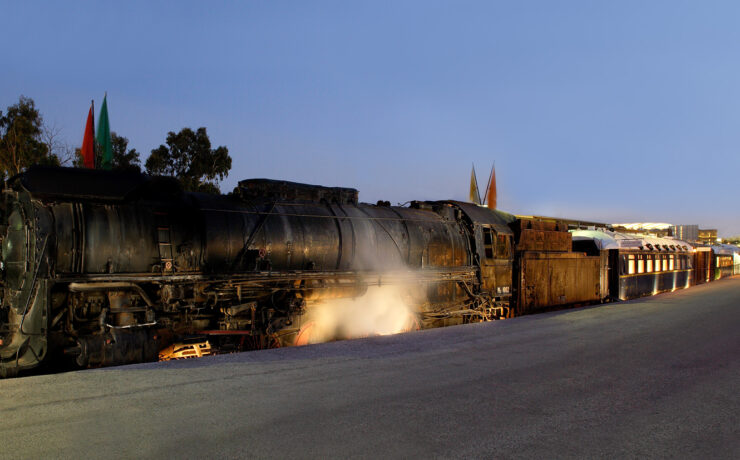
[294, 321, 316, 346]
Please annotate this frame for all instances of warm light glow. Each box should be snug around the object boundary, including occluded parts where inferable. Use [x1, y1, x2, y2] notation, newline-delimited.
[300, 285, 419, 344]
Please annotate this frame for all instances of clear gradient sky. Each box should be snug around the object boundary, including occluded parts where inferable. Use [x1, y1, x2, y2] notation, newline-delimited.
[2, 1, 739, 236]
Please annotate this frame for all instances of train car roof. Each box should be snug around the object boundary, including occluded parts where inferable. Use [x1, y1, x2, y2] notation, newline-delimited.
[9, 166, 182, 202]
[571, 229, 693, 252]
[711, 243, 740, 256]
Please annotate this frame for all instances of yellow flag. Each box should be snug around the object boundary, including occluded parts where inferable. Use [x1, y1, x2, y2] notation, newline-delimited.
[469, 165, 480, 204]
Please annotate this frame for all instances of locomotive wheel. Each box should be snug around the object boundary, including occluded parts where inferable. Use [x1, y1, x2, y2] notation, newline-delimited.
[294, 321, 316, 346]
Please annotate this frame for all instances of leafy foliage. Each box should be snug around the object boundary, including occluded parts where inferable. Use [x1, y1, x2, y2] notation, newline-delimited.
[0, 96, 60, 179]
[110, 133, 142, 173]
[73, 132, 142, 172]
[145, 127, 231, 193]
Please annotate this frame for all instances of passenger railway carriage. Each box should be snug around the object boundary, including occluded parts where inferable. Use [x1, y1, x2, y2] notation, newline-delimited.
[709, 244, 740, 280]
[571, 230, 694, 300]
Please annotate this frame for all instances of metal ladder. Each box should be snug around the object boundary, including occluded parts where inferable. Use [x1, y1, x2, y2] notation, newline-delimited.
[155, 211, 174, 274]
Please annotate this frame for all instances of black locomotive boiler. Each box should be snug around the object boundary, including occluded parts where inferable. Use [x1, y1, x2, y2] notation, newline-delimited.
[0, 166, 515, 377]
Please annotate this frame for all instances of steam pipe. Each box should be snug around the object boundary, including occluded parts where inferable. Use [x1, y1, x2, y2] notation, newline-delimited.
[68, 282, 154, 307]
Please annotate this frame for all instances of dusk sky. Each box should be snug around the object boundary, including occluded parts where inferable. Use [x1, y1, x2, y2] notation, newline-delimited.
[3, 1, 739, 236]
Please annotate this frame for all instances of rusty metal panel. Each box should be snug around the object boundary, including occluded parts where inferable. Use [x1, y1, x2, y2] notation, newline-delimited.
[516, 252, 600, 315]
[481, 259, 512, 294]
[516, 229, 571, 252]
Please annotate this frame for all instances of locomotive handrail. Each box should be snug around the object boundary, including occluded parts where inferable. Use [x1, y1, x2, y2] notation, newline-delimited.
[19, 235, 49, 336]
[356, 206, 405, 261]
[59, 266, 478, 285]
[234, 200, 277, 270]
[199, 207, 462, 224]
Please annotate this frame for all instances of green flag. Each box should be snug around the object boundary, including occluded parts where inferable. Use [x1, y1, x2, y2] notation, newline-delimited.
[96, 94, 112, 170]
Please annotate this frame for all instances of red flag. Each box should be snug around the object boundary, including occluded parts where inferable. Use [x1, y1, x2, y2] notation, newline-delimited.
[81, 103, 95, 169]
[486, 165, 497, 209]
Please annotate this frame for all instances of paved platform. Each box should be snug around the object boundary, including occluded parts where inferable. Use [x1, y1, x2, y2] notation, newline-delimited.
[1, 278, 739, 459]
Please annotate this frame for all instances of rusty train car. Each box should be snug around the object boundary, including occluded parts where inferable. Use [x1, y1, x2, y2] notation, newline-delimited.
[0, 167, 516, 377]
[508, 218, 603, 316]
[506, 220, 737, 313]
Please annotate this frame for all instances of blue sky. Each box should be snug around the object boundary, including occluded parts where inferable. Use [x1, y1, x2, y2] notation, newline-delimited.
[2, 1, 739, 235]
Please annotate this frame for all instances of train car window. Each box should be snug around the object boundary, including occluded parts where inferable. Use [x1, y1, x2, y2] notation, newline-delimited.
[669, 255, 674, 270]
[646, 256, 653, 273]
[483, 228, 494, 259]
[654, 255, 661, 272]
[628, 255, 635, 274]
[496, 234, 509, 258]
[662, 257, 668, 271]
[637, 255, 644, 274]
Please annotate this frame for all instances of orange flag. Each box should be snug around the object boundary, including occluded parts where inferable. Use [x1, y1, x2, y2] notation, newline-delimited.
[486, 165, 497, 209]
[81, 102, 95, 169]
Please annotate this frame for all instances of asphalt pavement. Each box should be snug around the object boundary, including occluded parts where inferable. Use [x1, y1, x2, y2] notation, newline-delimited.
[1, 277, 739, 459]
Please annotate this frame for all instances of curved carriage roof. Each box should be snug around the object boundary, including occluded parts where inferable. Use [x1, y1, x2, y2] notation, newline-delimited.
[571, 229, 693, 252]
[711, 243, 740, 256]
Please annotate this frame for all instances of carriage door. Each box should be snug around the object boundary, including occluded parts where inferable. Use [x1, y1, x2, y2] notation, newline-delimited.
[608, 249, 620, 301]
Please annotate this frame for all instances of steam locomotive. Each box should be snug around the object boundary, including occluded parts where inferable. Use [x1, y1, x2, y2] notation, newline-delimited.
[2, 167, 737, 377]
[0, 166, 515, 377]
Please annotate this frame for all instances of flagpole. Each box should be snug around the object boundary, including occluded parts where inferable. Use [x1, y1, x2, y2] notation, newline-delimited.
[476, 166, 482, 205]
[471, 163, 482, 205]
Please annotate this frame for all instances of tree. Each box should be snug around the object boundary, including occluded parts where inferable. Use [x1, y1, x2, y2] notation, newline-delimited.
[0, 96, 56, 179]
[110, 133, 142, 173]
[41, 121, 75, 166]
[73, 132, 142, 172]
[145, 127, 231, 193]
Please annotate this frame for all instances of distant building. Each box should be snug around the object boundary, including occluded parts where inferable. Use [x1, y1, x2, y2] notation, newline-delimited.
[698, 229, 718, 244]
[612, 223, 673, 238]
[672, 225, 699, 243]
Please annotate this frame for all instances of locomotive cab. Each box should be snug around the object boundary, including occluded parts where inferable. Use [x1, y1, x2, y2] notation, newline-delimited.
[439, 201, 515, 317]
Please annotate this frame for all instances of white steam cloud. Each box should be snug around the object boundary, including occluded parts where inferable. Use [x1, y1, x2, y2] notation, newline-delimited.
[299, 284, 421, 345]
